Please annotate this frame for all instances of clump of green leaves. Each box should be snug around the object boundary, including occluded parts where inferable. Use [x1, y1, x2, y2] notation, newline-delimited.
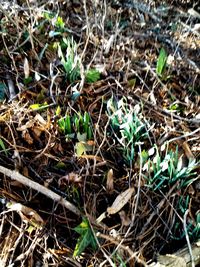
[143, 146, 197, 191]
[107, 97, 148, 163]
[38, 12, 100, 84]
[85, 69, 100, 83]
[57, 38, 80, 83]
[143, 146, 199, 242]
[42, 12, 66, 37]
[73, 218, 97, 257]
[58, 112, 93, 156]
[171, 195, 200, 241]
[58, 111, 93, 140]
[57, 37, 100, 83]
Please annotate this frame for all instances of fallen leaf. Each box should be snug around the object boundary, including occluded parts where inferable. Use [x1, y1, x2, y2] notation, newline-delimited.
[24, 57, 30, 78]
[17, 120, 35, 131]
[107, 187, 135, 215]
[6, 201, 44, 229]
[75, 142, 86, 157]
[119, 210, 131, 226]
[182, 141, 194, 160]
[106, 169, 114, 193]
[58, 172, 82, 186]
[32, 126, 43, 138]
[22, 130, 33, 144]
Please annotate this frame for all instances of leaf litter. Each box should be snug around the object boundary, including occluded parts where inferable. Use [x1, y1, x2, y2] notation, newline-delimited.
[0, 0, 199, 266]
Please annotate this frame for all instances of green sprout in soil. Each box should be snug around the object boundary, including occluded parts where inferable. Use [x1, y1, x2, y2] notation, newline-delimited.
[57, 37, 100, 83]
[57, 37, 81, 83]
[0, 138, 8, 156]
[107, 97, 148, 164]
[58, 111, 93, 141]
[143, 145, 197, 191]
[58, 111, 93, 157]
[156, 47, 167, 78]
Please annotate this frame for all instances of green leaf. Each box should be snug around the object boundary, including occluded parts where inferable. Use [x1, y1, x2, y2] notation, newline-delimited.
[0, 83, 7, 102]
[65, 115, 72, 134]
[55, 162, 66, 169]
[55, 16, 65, 29]
[75, 142, 86, 157]
[23, 76, 33, 85]
[85, 69, 100, 83]
[77, 133, 87, 142]
[0, 138, 8, 156]
[73, 218, 97, 257]
[55, 106, 61, 116]
[29, 102, 48, 110]
[156, 47, 167, 77]
[128, 78, 136, 88]
[74, 219, 89, 234]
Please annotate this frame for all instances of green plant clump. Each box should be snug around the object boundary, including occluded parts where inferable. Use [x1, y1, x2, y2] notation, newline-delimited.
[143, 146, 197, 191]
[58, 111, 93, 140]
[172, 195, 200, 240]
[57, 37, 100, 83]
[107, 97, 148, 164]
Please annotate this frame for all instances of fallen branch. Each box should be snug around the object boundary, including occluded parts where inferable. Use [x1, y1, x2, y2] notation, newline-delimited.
[0, 165, 81, 217]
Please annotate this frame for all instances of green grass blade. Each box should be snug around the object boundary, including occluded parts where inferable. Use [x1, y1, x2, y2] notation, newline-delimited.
[156, 47, 167, 76]
[0, 138, 8, 156]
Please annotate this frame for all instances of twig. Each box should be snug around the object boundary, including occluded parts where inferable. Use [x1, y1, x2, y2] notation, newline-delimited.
[131, 91, 200, 124]
[165, 127, 200, 144]
[183, 210, 195, 267]
[97, 232, 147, 267]
[0, 165, 81, 217]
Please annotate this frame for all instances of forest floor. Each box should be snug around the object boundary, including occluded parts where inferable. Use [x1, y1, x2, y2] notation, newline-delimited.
[0, 0, 200, 266]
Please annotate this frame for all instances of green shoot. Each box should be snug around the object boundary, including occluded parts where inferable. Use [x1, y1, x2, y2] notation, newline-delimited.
[0, 138, 8, 156]
[85, 69, 100, 83]
[156, 47, 167, 77]
[58, 112, 93, 140]
[57, 38, 80, 83]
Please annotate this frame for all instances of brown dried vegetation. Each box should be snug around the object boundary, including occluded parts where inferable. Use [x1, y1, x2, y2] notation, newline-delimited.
[0, 0, 200, 266]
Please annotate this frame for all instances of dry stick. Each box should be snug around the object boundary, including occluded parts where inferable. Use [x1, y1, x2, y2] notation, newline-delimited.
[97, 232, 147, 267]
[138, 183, 177, 237]
[183, 210, 195, 267]
[0, 166, 81, 217]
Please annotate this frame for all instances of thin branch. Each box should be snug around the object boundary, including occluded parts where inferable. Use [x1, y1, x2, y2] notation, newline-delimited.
[0, 165, 81, 217]
[183, 210, 195, 267]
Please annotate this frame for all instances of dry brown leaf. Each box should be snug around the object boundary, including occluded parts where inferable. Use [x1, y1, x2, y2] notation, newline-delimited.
[107, 187, 135, 215]
[182, 141, 194, 160]
[24, 57, 30, 78]
[17, 120, 34, 131]
[32, 126, 43, 138]
[22, 166, 29, 177]
[6, 201, 44, 229]
[34, 114, 47, 127]
[22, 130, 33, 144]
[119, 210, 131, 226]
[106, 168, 114, 193]
[58, 172, 82, 186]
